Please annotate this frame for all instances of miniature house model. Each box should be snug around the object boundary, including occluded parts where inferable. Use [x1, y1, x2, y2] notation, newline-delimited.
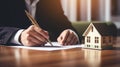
[82, 22, 117, 49]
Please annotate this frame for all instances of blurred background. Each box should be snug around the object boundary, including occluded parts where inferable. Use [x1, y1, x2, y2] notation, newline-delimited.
[61, 0, 120, 46]
[61, 0, 120, 23]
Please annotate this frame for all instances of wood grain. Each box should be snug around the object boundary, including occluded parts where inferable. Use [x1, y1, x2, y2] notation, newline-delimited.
[0, 37, 120, 67]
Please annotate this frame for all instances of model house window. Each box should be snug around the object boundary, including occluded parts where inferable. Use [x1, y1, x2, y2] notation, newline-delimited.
[95, 45, 99, 48]
[95, 37, 99, 43]
[87, 36, 90, 43]
[87, 45, 90, 47]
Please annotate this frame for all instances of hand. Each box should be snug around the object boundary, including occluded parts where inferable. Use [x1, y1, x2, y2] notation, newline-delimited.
[20, 25, 49, 46]
[57, 29, 78, 45]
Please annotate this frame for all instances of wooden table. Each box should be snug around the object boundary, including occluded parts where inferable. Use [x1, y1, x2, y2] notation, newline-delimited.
[0, 45, 120, 67]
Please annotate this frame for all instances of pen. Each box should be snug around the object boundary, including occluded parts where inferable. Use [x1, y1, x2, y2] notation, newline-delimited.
[25, 10, 53, 46]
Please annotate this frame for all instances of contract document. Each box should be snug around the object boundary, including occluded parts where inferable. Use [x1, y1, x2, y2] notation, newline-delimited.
[9, 42, 84, 51]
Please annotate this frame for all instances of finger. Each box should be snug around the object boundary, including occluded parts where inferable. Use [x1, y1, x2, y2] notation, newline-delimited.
[69, 36, 77, 45]
[72, 37, 78, 45]
[34, 26, 49, 39]
[24, 36, 39, 46]
[30, 29, 47, 42]
[27, 25, 35, 31]
[71, 36, 78, 45]
[61, 30, 70, 44]
[27, 25, 48, 42]
[57, 36, 67, 46]
[65, 32, 74, 45]
[57, 35, 64, 45]
[30, 35, 46, 45]
[26, 35, 45, 46]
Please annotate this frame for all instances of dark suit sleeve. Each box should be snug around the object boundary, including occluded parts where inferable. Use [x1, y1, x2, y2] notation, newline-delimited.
[0, 27, 20, 45]
[36, 0, 79, 41]
[0, 0, 29, 45]
[54, 2, 80, 41]
[53, 0, 80, 42]
[0, 1, 22, 45]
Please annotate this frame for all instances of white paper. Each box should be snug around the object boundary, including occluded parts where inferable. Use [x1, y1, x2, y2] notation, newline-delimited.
[9, 42, 84, 51]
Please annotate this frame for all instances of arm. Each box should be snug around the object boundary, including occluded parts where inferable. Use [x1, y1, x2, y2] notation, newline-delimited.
[47, 0, 80, 45]
[0, 27, 20, 45]
[36, 0, 80, 42]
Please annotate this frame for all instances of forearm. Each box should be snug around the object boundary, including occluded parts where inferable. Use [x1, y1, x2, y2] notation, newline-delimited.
[0, 27, 20, 45]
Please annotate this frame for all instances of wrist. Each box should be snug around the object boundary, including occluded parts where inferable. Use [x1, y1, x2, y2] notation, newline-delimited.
[10, 29, 24, 45]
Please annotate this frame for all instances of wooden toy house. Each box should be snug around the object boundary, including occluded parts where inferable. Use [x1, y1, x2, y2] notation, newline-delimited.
[82, 23, 117, 49]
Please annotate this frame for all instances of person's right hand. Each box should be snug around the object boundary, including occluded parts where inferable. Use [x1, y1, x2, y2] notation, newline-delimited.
[20, 25, 49, 46]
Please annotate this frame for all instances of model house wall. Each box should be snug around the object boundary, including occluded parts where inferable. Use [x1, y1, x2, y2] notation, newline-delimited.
[84, 23, 102, 49]
[83, 22, 117, 50]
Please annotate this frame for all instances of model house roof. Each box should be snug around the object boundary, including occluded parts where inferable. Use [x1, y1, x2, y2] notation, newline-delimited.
[83, 22, 117, 36]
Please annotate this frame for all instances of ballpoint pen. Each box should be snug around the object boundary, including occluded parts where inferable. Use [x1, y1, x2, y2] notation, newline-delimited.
[25, 10, 53, 46]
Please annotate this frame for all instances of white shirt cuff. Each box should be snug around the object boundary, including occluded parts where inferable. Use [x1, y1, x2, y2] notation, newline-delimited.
[10, 29, 24, 45]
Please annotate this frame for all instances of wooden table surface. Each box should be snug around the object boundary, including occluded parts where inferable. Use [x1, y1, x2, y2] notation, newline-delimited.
[0, 45, 120, 67]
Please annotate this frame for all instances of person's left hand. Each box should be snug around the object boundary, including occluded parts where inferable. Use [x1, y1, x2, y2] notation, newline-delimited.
[57, 29, 78, 45]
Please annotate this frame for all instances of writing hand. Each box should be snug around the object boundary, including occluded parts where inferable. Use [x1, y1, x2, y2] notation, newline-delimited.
[57, 29, 78, 45]
[20, 25, 49, 46]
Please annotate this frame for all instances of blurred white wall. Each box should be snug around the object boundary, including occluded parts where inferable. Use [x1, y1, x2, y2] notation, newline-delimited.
[99, 0, 111, 21]
[61, 0, 111, 22]
[61, 0, 77, 22]
[80, 0, 91, 21]
[61, 0, 91, 22]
